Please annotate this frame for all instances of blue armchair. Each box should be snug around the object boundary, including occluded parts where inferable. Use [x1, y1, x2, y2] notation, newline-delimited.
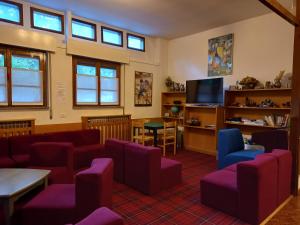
[217, 128, 264, 169]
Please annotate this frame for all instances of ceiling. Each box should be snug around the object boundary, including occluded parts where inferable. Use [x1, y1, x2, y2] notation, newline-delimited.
[24, 0, 271, 39]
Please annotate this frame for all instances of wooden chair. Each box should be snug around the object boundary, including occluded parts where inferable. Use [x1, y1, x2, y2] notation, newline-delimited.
[131, 119, 154, 145]
[158, 121, 177, 156]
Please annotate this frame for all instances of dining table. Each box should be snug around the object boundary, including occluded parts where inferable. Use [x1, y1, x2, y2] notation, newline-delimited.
[144, 122, 164, 147]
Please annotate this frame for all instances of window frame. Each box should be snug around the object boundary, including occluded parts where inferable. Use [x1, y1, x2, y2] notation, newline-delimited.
[73, 56, 121, 107]
[101, 26, 123, 47]
[30, 7, 64, 34]
[0, 45, 48, 109]
[0, 0, 23, 25]
[127, 33, 145, 52]
[72, 18, 97, 42]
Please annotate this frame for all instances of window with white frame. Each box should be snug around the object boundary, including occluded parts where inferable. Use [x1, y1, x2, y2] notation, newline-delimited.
[73, 56, 120, 106]
[0, 46, 47, 108]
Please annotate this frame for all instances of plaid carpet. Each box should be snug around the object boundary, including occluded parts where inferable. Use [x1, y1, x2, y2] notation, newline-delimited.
[112, 150, 248, 225]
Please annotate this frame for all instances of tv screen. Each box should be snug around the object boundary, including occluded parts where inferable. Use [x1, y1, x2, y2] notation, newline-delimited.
[186, 78, 224, 105]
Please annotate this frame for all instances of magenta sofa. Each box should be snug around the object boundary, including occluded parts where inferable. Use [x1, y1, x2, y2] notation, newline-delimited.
[200, 149, 292, 225]
[123, 142, 182, 195]
[22, 158, 114, 225]
[0, 129, 105, 170]
[66, 207, 124, 225]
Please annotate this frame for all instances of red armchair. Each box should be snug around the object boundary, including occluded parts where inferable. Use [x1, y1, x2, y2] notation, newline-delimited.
[22, 158, 114, 225]
[66, 207, 123, 225]
[29, 142, 75, 184]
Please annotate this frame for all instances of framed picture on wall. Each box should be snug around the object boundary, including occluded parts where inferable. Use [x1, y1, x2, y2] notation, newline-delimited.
[134, 71, 153, 106]
[208, 33, 234, 77]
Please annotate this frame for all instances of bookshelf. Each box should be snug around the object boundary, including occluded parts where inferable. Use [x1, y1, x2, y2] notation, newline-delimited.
[161, 92, 186, 124]
[224, 88, 291, 134]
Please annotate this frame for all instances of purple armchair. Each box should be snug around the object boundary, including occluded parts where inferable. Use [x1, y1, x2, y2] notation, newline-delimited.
[22, 158, 114, 225]
[29, 142, 75, 184]
[66, 207, 123, 225]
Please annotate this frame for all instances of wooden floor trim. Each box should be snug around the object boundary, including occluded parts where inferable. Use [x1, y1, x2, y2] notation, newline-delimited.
[260, 195, 293, 225]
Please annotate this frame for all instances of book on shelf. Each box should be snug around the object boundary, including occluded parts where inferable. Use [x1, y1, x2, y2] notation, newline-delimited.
[264, 114, 290, 128]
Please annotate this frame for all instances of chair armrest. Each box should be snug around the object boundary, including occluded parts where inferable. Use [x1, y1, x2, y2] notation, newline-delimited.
[30, 142, 74, 171]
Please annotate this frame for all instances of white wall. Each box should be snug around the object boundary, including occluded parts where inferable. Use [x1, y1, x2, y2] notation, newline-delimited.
[168, 13, 295, 88]
[0, 0, 168, 124]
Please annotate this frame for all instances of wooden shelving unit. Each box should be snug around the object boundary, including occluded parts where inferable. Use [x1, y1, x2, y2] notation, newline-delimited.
[224, 88, 292, 134]
[161, 92, 186, 124]
[184, 106, 224, 156]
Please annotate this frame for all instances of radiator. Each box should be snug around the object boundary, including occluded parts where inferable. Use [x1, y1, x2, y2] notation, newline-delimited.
[0, 119, 35, 137]
[82, 115, 131, 144]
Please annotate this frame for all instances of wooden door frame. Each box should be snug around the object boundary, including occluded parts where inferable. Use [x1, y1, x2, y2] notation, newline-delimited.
[259, 0, 299, 195]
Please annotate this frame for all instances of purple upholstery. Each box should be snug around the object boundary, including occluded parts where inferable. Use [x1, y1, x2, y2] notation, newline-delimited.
[0, 138, 16, 167]
[238, 155, 278, 225]
[67, 207, 124, 225]
[160, 158, 182, 190]
[76, 158, 114, 219]
[124, 143, 161, 195]
[22, 158, 114, 225]
[29, 142, 75, 184]
[201, 150, 292, 225]
[8, 130, 104, 170]
[105, 139, 129, 182]
[201, 170, 238, 216]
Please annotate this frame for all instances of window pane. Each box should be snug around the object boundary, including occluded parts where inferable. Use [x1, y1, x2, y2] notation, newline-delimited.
[12, 56, 39, 71]
[33, 10, 62, 32]
[12, 87, 42, 103]
[102, 28, 122, 46]
[0, 67, 7, 103]
[77, 74, 97, 89]
[128, 35, 144, 51]
[77, 89, 97, 103]
[77, 65, 96, 76]
[12, 69, 41, 86]
[101, 78, 118, 91]
[72, 19, 95, 40]
[100, 68, 116, 78]
[0, 54, 4, 67]
[0, 1, 20, 23]
[101, 90, 118, 104]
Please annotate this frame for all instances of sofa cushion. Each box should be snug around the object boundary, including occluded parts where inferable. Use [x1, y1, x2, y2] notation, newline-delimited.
[224, 164, 237, 172]
[160, 158, 182, 190]
[30, 166, 73, 184]
[12, 154, 30, 167]
[201, 170, 238, 217]
[105, 139, 129, 183]
[0, 157, 16, 168]
[221, 150, 264, 168]
[74, 144, 105, 170]
[22, 184, 76, 225]
[0, 138, 9, 157]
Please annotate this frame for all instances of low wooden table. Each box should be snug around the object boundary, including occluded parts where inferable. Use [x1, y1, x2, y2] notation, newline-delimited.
[0, 168, 50, 225]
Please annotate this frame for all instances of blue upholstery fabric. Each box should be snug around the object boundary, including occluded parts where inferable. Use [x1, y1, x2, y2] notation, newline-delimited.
[217, 128, 264, 169]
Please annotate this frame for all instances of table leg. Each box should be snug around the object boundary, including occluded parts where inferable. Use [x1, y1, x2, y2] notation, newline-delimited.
[2, 199, 13, 225]
[153, 129, 158, 147]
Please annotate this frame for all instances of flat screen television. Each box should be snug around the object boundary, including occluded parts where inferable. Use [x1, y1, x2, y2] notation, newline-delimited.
[186, 78, 224, 105]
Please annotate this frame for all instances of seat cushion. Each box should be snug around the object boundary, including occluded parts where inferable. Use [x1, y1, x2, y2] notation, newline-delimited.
[22, 184, 76, 225]
[221, 150, 264, 168]
[200, 170, 238, 217]
[29, 166, 73, 184]
[224, 163, 237, 172]
[0, 157, 16, 168]
[12, 154, 30, 167]
[160, 158, 182, 190]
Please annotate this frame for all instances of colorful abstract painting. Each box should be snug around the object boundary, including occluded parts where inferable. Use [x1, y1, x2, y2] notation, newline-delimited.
[208, 33, 234, 77]
[135, 71, 152, 106]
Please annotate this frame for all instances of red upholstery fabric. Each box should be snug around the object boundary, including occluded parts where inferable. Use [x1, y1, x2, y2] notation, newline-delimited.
[12, 154, 30, 167]
[29, 142, 74, 184]
[68, 207, 124, 225]
[258, 149, 292, 205]
[237, 155, 278, 225]
[22, 184, 76, 225]
[201, 170, 238, 217]
[160, 158, 182, 190]
[74, 144, 105, 170]
[0, 138, 16, 168]
[76, 158, 113, 219]
[124, 143, 161, 195]
[22, 158, 114, 225]
[224, 163, 237, 172]
[105, 139, 129, 182]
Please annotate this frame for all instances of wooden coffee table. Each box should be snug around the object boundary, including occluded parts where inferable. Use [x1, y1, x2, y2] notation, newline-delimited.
[0, 168, 50, 225]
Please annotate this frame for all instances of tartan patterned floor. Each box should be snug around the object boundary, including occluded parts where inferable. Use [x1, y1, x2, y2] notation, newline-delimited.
[111, 150, 248, 225]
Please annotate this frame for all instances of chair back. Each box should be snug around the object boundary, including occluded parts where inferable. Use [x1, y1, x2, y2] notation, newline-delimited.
[163, 121, 176, 134]
[75, 158, 113, 219]
[218, 128, 244, 159]
[131, 119, 148, 143]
